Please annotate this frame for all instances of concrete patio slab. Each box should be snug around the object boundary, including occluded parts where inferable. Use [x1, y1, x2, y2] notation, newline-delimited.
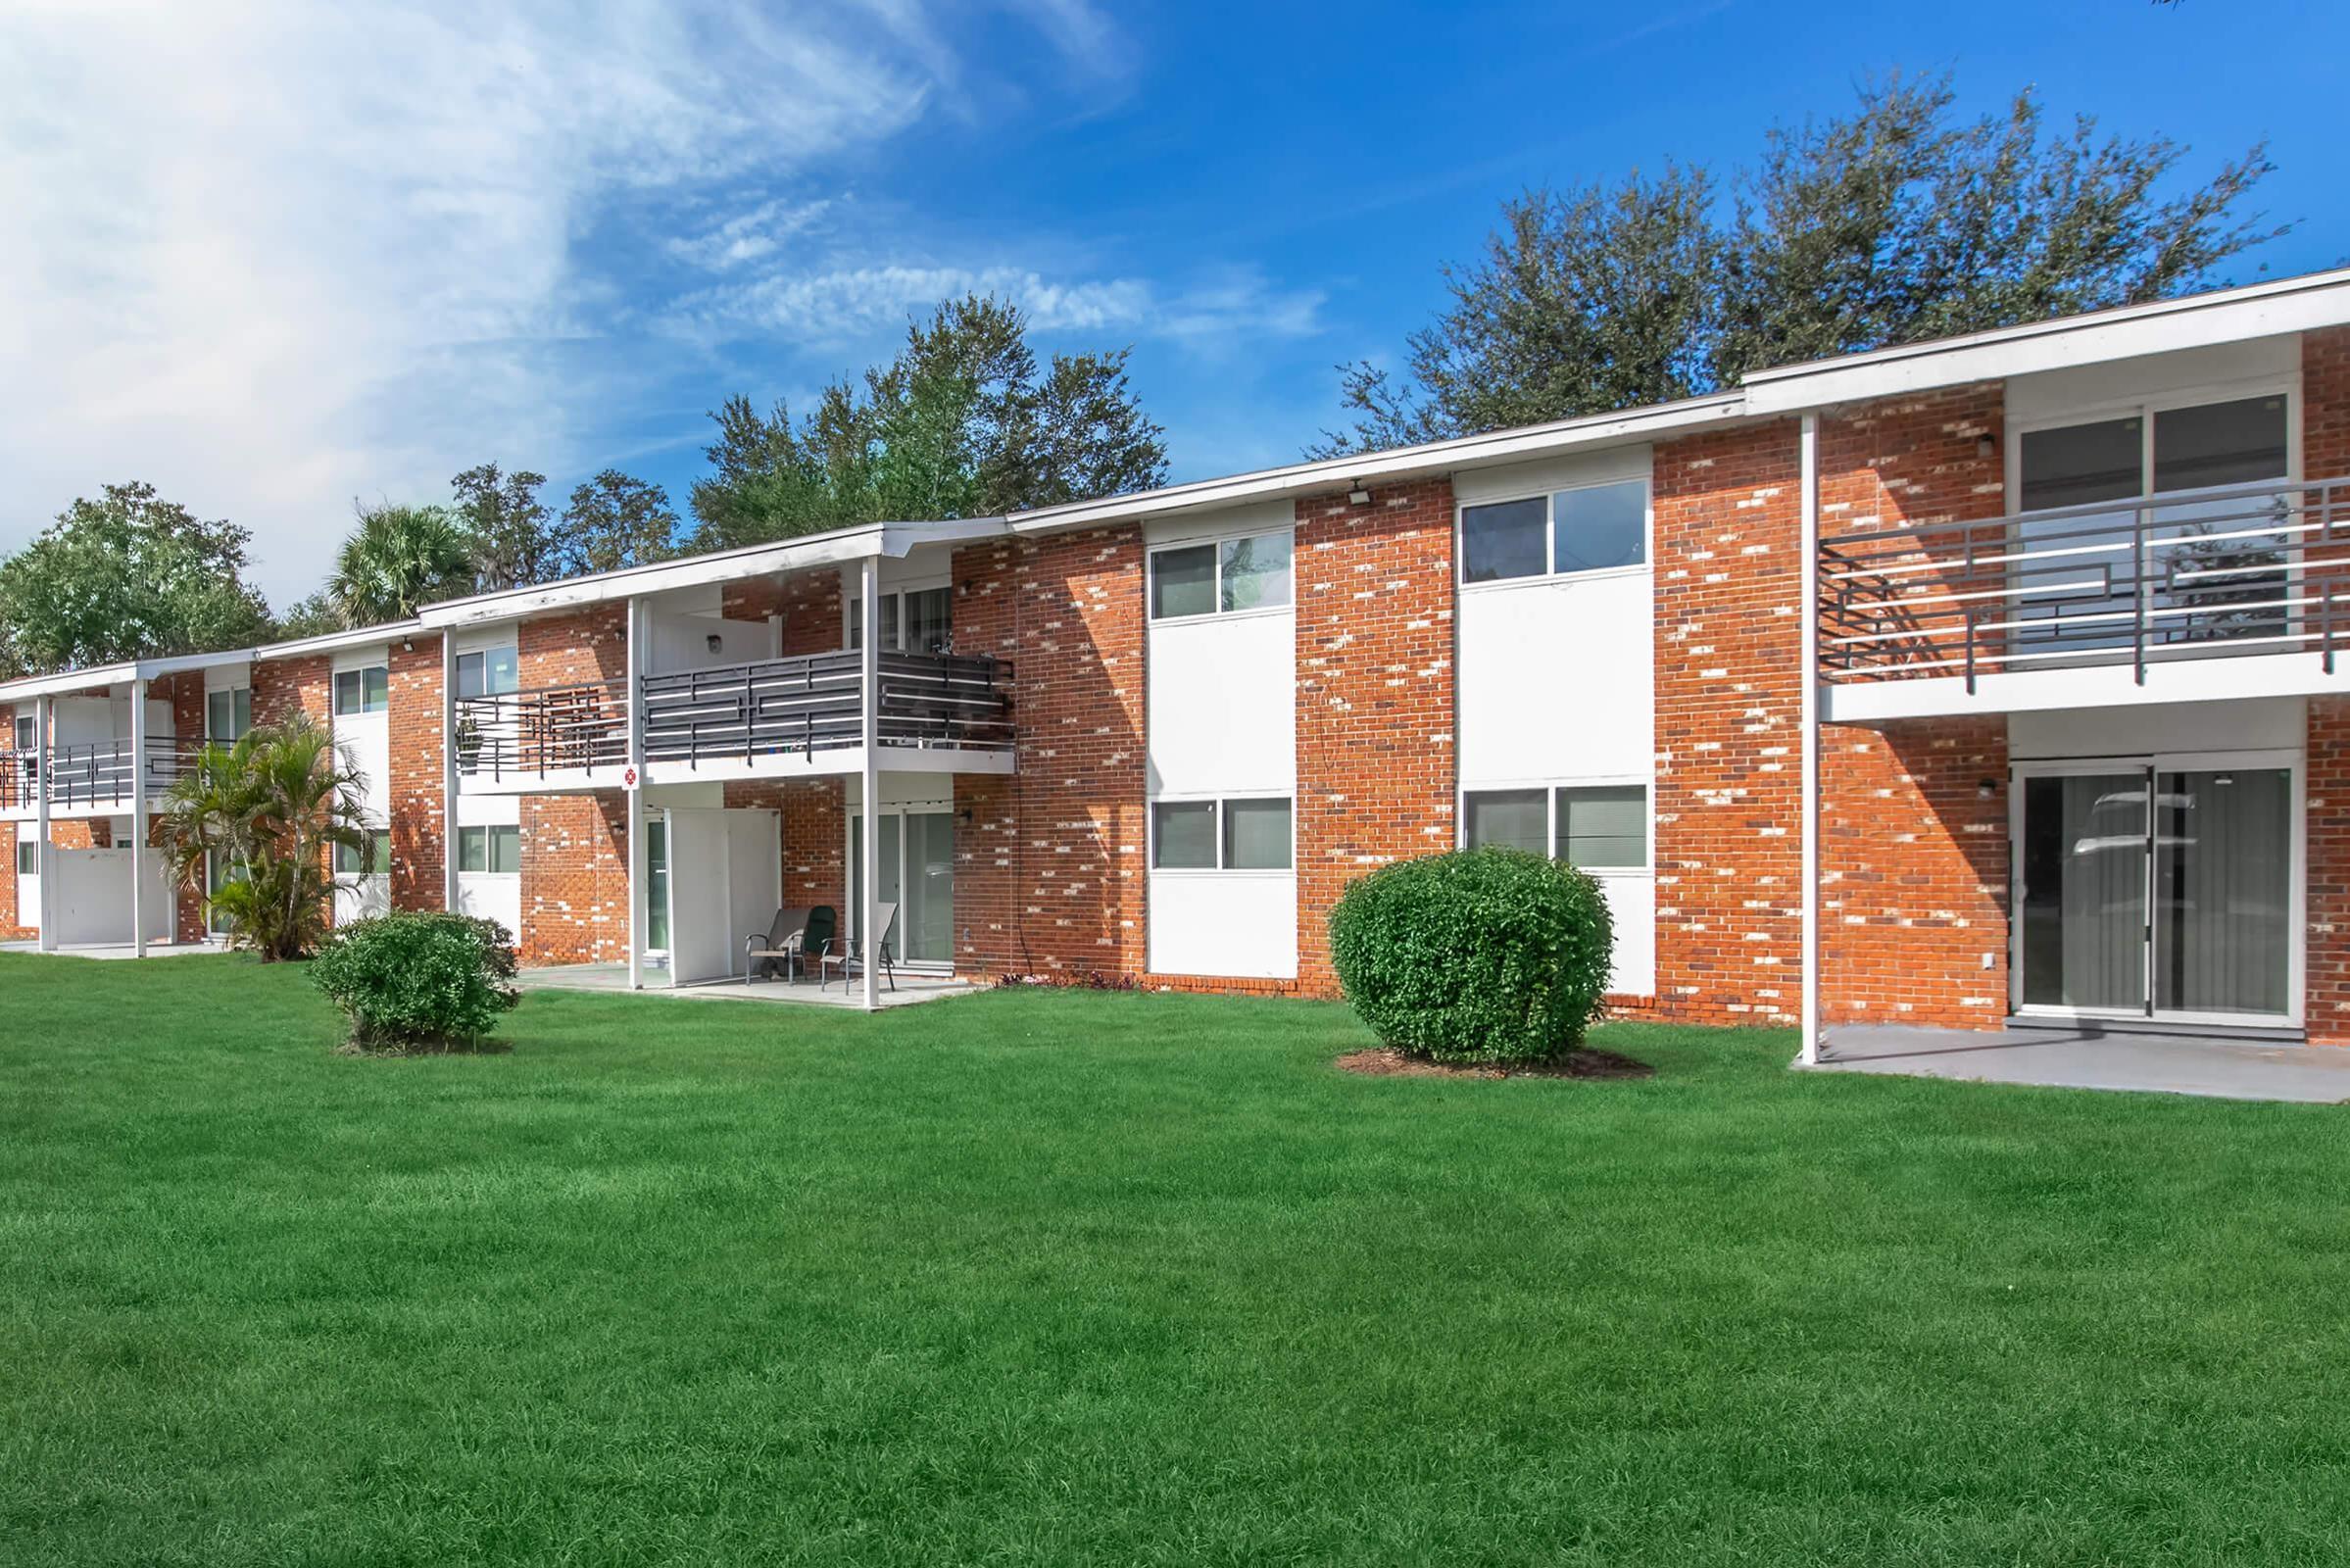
[518, 961, 975, 1009]
[1809, 1023, 2350, 1103]
[0, 939, 226, 960]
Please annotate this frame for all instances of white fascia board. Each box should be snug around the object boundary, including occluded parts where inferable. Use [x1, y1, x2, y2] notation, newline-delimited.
[0, 662, 140, 703]
[1005, 394, 1750, 534]
[1743, 268, 2350, 415]
[416, 518, 1008, 630]
[1823, 651, 2350, 724]
[0, 618, 429, 704]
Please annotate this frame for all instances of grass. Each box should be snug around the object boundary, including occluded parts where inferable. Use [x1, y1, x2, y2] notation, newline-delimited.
[3, 955, 2348, 1566]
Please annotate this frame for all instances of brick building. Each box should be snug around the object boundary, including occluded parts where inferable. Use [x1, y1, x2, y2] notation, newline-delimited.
[9, 270, 2350, 1051]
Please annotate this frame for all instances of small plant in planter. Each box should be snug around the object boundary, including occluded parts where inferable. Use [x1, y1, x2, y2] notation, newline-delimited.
[1328, 848, 1614, 1067]
[310, 911, 520, 1054]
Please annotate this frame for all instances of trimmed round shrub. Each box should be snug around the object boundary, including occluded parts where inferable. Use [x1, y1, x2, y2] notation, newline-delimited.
[310, 911, 520, 1053]
[1328, 848, 1613, 1065]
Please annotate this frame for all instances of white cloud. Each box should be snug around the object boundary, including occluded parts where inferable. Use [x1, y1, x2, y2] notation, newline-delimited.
[0, 0, 1119, 602]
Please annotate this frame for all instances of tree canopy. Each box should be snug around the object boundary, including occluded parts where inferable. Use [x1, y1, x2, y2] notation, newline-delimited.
[327, 502, 477, 625]
[1316, 75, 2286, 455]
[556, 470, 680, 576]
[450, 464, 562, 592]
[0, 482, 276, 677]
[688, 294, 1169, 551]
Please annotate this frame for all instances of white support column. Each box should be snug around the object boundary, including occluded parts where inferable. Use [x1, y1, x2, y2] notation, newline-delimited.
[625, 595, 647, 991]
[858, 559, 882, 1013]
[34, 694, 54, 953]
[1797, 411, 1823, 1066]
[130, 676, 149, 956]
[441, 631, 460, 913]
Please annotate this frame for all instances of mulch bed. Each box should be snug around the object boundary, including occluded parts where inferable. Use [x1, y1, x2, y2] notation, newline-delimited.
[1335, 1047, 1653, 1081]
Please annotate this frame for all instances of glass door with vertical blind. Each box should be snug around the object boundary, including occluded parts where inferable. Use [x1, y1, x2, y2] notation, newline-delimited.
[2014, 754, 2298, 1026]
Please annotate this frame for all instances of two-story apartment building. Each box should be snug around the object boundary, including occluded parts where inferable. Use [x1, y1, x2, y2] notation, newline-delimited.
[11, 268, 2350, 1053]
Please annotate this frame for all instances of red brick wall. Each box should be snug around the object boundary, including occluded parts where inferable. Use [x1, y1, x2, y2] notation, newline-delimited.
[387, 637, 447, 912]
[162, 671, 208, 942]
[946, 527, 1146, 981]
[253, 654, 329, 729]
[1652, 421, 1804, 1025]
[2306, 326, 2350, 483]
[1817, 386, 2013, 1028]
[719, 775, 848, 916]
[1293, 480, 1457, 995]
[2308, 697, 2350, 1044]
[518, 791, 629, 965]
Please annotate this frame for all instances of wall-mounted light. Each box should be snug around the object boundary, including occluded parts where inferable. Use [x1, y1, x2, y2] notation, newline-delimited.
[1347, 482, 1373, 506]
[1975, 433, 1996, 459]
[400, 638, 415, 654]
[706, 633, 724, 655]
[1977, 778, 1998, 800]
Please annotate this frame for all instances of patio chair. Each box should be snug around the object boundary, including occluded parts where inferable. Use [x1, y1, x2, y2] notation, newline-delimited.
[819, 902, 898, 994]
[744, 906, 814, 984]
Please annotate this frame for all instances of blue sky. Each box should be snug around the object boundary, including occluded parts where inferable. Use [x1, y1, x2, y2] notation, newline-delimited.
[3, 0, 2344, 605]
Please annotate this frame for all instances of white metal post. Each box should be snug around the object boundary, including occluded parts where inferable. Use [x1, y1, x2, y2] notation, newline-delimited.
[441, 631, 460, 914]
[130, 676, 148, 956]
[626, 595, 647, 991]
[34, 694, 54, 953]
[1797, 411, 1823, 1066]
[859, 560, 882, 1013]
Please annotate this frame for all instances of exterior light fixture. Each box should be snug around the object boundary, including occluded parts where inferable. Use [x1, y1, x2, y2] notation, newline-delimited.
[1976, 433, 1996, 459]
[401, 638, 415, 653]
[1978, 778, 1998, 800]
[707, 634, 724, 655]
[1347, 482, 1372, 506]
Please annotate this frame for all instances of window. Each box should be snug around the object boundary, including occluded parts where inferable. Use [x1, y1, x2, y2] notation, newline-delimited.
[332, 665, 389, 715]
[334, 831, 392, 876]
[1149, 531, 1293, 620]
[11, 713, 33, 756]
[1151, 797, 1293, 870]
[15, 839, 35, 876]
[848, 587, 952, 654]
[1465, 785, 1649, 871]
[1461, 478, 1648, 583]
[454, 648, 518, 699]
[457, 824, 520, 874]
[645, 818, 669, 953]
[207, 687, 251, 742]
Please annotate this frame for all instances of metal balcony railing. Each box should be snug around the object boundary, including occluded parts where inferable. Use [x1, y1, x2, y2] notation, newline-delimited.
[1819, 474, 2350, 691]
[641, 650, 1012, 764]
[454, 679, 630, 782]
[0, 736, 204, 810]
[450, 651, 1013, 780]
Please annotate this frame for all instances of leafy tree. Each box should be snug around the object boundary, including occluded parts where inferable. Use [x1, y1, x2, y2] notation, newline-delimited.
[555, 470, 680, 576]
[1317, 75, 2285, 455]
[0, 481, 274, 677]
[687, 294, 1169, 551]
[451, 464, 560, 590]
[327, 502, 476, 625]
[271, 592, 344, 642]
[155, 716, 369, 962]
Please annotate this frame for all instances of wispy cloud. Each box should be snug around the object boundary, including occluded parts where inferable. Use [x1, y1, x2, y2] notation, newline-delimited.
[0, 0, 1124, 601]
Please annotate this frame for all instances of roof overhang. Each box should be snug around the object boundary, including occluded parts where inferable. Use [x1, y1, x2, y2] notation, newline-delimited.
[0, 618, 424, 704]
[1004, 393, 1752, 533]
[416, 518, 1007, 629]
[1742, 267, 2350, 414]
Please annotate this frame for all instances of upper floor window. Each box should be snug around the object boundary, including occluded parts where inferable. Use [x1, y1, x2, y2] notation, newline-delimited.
[1149, 530, 1294, 620]
[455, 647, 519, 699]
[207, 687, 251, 742]
[12, 714, 32, 753]
[1460, 478, 1647, 584]
[1464, 784, 1648, 871]
[332, 666, 389, 716]
[2019, 394, 2288, 511]
[849, 587, 952, 654]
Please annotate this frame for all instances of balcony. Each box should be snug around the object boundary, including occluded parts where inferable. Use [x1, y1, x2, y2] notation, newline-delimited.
[1818, 475, 2350, 719]
[454, 650, 1013, 788]
[0, 736, 204, 814]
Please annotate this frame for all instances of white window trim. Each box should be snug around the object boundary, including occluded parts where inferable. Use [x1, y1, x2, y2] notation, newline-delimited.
[2005, 377, 2302, 514]
[456, 823, 522, 876]
[1456, 476, 1652, 591]
[1457, 777, 1653, 874]
[841, 584, 955, 653]
[1146, 528, 1296, 624]
[454, 645, 520, 701]
[331, 664, 391, 717]
[1147, 792, 1297, 874]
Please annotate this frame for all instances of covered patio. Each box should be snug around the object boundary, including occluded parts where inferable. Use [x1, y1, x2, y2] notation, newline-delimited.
[1808, 1022, 2350, 1103]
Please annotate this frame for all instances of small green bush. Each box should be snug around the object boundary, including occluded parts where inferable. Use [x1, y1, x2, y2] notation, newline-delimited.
[1328, 848, 1613, 1065]
[310, 911, 520, 1053]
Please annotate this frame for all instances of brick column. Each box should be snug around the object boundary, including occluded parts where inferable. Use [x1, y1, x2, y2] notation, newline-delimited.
[1293, 479, 1457, 996]
[388, 635, 448, 911]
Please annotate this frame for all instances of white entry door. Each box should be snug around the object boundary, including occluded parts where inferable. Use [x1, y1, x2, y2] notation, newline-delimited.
[661, 807, 781, 985]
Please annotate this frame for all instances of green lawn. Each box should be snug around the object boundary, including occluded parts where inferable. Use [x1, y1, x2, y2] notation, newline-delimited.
[4, 956, 2348, 1566]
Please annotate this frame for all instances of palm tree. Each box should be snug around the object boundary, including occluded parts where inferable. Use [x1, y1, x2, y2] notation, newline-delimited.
[156, 716, 370, 960]
[326, 502, 475, 626]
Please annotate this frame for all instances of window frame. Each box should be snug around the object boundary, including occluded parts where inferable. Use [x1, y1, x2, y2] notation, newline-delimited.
[845, 584, 954, 655]
[1147, 527, 1296, 623]
[12, 713, 33, 753]
[1148, 794, 1296, 873]
[457, 823, 521, 876]
[15, 838, 36, 876]
[1459, 780, 1652, 873]
[206, 686, 252, 743]
[2005, 381, 2301, 514]
[334, 830, 393, 877]
[454, 646, 519, 700]
[332, 664, 390, 716]
[1456, 476, 1652, 589]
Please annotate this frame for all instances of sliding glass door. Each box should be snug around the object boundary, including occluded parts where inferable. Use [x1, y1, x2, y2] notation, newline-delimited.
[2015, 756, 2296, 1023]
[849, 808, 954, 965]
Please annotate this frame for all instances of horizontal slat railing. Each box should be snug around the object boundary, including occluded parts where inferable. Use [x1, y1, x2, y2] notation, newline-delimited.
[1819, 475, 2350, 691]
[454, 679, 629, 781]
[642, 649, 1013, 765]
[0, 736, 203, 810]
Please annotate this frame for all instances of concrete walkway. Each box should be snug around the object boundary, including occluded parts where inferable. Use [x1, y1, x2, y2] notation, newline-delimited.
[519, 961, 976, 1009]
[0, 939, 225, 960]
[1809, 1022, 2350, 1103]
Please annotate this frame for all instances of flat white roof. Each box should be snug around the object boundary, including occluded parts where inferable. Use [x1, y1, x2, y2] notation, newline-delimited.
[0, 618, 422, 703]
